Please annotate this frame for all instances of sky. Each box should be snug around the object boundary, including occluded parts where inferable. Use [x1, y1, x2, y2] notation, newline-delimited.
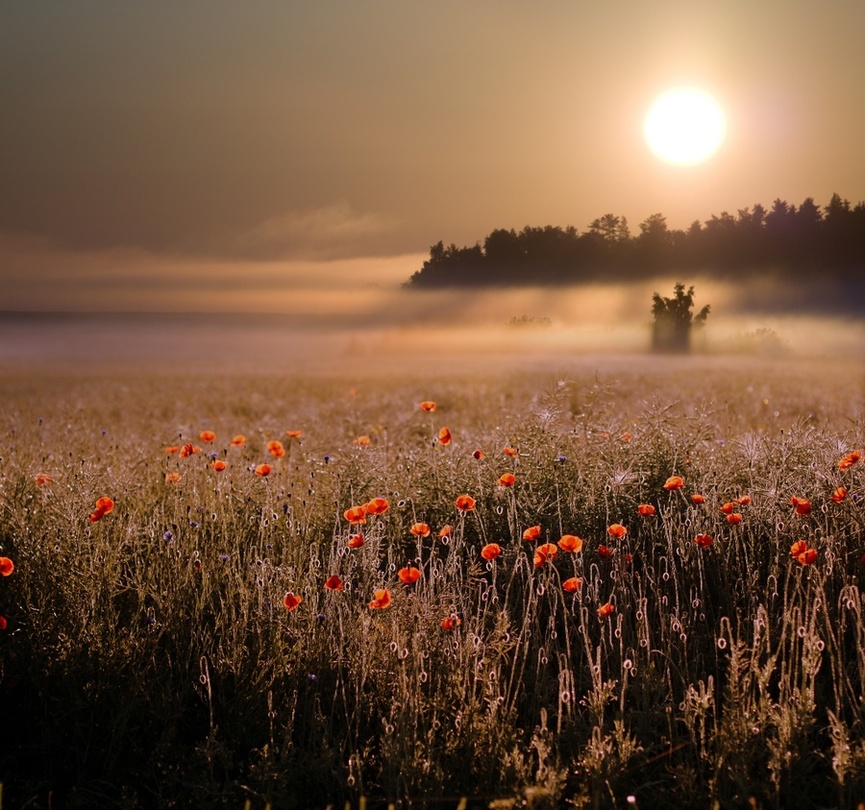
[2, 1, 865, 318]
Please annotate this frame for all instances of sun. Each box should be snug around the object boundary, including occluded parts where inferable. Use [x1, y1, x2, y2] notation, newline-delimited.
[643, 88, 726, 165]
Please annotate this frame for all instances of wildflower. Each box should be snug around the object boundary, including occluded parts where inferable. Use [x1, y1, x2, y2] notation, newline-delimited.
[563, 577, 583, 593]
[735, 495, 752, 506]
[0, 557, 15, 576]
[398, 566, 422, 584]
[790, 496, 812, 516]
[620, 432, 633, 443]
[832, 487, 848, 504]
[558, 534, 584, 553]
[533, 543, 558, 567]
[691, 494, 706, 505]
[498, 472, 516, 487]
[283, 592, 302, 611]
[790, 540, 808, 558]
[796, 547, 818, 566]
[229, 434, 246, 446]
[164, 472, 182, 484]
[193, 559, 202, 572]
[455, 494, 476, 512]
[419, 401, 436, 412]
[324, 575, 344, 591]
[89, 496, 115, 523]
[347, 533, 365, 548]
[285, 430, 303, 439]
[441, 615, 461, 630]
[438, 524, 453, 538]
[199, 430, 216, 443]
[165, 445, 180, 454]
[637, 504, 655, 517]
[839, 450, 862, 471]
[354, 435, 371, 447]
[34, 473, 52, 486]
[267, 440, 286, 458]
[598, 544, 614, 559]
[597, 602, 615, 618]
[503, 446, 518, 458]
[344, 505, 367, 524]
[369, 589, 392, 609]
[720, 502, 735, 515]
[254, 464, 272, 477]
[366, 497, 390, 515]
[607, 523, 627, 539]
[410, 523, 431, 537]
[663, 475, 685, 491]
[481, 543, 502, 561]
[437, 426, 453, 445]
[179, 443, 199, 457]
[472, 449, 485, 460]
[210, 460, 227, 472]
[0, 616, 6, 631]
[726, 513, 742, 525]
[522, 525, 542, 542]
[695, 533, 713, 548]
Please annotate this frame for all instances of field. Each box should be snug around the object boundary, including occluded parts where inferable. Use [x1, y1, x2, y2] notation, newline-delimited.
[1, 354, 863, 809]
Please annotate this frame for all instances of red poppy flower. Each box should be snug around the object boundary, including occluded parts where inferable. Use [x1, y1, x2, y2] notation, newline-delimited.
[498, 473, 516, 487]
[790, 496, 812, 516]
[254, 464, 272, 477]
[790, 540, 809, 558]
[839, 450, 862, 471]
[726, 513, 742, 525]
[563, 577, 582, 593]
[347, 533, 365, 548]
[200, 430, 216, 443]
[503, 446, 518, 458]
[619, 432, 633, 443]
[285, 430, 303, 439]
[369, 588, 392, 609]
[410, 523, 431, 537]
[481, 543, 502, 561]
[398, 566, 422, 584]
[437, 427, 453, 445]
[283, 592, 302, 611]
[796, 548, 818, 566]
[0, 615, 6, 631]
[522, 525, 542, 542]
[365, 497, 390, 515]
[691, 494, 706, 505]
[89, 496, 115, 522]
[472, 449, 485, 460]
[735, 495, 751, 506]
[598, 544, 614, 559]
[637, 504, 655, 517]
[663, 475, 685, 491]
[0, 557, 14, 577]
[324, 575, 344, 591]
[419, 401, 436, 413]
[720, 502, 735, 515]
[438, 524, 453, 538]
[354, 435, 371, 447]
[34, 473, 52, 486]
[440, 615, 461, 630]
[344, 505, 367, 524]
[607, 524, 627, 539]
[179, 443, 199, 458]
[165, 445, 180, 454]
[597, 602, 615, 618]
[832, 487, 848, 504]
[455, 494, 476, 512]
[558, 534, 584, 553]
[533, 543, 558, 567]
[230, 434, 246, 446]
[164, 472, 182, 485]
[695, 533, 713, 548]
[210, 460, 227, 472]
[267, 440, 286, 458]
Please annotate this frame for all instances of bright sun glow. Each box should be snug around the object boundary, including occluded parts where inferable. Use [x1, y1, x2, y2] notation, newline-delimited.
[644, 88, 726, 165]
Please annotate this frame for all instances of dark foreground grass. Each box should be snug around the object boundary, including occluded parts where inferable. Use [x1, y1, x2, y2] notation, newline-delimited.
[0, 357, 863, 809]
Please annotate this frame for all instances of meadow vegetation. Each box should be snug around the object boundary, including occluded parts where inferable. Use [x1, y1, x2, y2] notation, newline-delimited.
[0, 357, 863, 808]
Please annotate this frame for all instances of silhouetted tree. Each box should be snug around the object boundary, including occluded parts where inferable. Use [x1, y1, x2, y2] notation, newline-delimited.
[651, 283, 710, 353]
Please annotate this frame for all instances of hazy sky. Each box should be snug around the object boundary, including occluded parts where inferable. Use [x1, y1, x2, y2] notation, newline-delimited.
[2, 1, 865, 311]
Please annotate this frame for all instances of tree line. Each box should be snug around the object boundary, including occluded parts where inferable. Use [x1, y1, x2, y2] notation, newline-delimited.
[406, 193, 865, 287]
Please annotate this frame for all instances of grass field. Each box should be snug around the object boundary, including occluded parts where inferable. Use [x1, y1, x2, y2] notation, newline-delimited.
[0, 354, 863, 808]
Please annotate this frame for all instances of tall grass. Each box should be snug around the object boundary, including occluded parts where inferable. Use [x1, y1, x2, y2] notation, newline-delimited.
[0, 358, 863, 808]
